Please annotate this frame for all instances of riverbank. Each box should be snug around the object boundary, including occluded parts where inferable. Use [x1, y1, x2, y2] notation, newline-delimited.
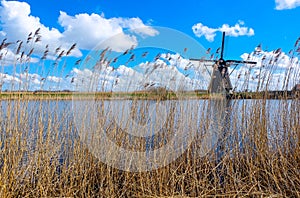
[0, 90, 298, 100]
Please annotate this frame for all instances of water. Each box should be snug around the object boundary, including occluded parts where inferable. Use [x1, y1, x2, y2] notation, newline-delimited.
[0, 99, 298, 169]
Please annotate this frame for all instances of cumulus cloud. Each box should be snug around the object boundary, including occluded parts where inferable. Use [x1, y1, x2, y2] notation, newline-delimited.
[275, 0, 300, 10]
[192, 21, 254, 42]
[71, 64, 171, 92]
[0, 0, 78, 58]
[0, 72, 20, 84]
[1, 47, 298, 92]
[58, 12, 158, 52]
[0, 0, 59, 42]
[61, 53, 211, 93]
[47, 76, 62, 83]
[0, 48, 39, 66]
[116, 17, 159, 37]
[230, 47, 300, 91]
[0, 0, 158, 60]
[71, 49, 298, 93]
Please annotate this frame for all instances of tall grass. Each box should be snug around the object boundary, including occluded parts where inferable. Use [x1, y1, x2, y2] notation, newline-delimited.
[0, 32, 299, 197]
[0, 99, 299, 197]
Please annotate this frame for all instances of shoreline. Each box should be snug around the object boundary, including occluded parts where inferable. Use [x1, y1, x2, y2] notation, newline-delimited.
[0, 91, 297, 100]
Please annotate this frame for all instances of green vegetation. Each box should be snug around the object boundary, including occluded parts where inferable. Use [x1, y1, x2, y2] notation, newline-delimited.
[1, 89, 299, 101]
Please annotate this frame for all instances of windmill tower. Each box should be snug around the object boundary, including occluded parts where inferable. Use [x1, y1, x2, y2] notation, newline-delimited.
[191, 32, 256, 98]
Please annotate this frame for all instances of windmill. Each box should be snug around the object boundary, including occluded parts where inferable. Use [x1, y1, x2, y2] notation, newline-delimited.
[190, 32, 256, 98]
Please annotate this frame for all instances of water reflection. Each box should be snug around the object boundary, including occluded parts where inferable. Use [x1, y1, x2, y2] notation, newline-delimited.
[0, 99, 298, 170]
[73, 99, 203, 171]
[0, 100, 76, 166]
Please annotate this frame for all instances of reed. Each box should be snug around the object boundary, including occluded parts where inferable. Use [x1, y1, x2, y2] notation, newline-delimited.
[0, 32, 299, 197]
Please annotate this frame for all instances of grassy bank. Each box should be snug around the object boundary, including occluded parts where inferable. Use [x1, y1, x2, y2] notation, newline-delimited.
[0, 90, 298, 100]
[0, 90, 210, 100]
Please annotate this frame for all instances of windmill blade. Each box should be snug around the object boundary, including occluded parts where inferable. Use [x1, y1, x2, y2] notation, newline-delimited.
[189, 58, 216, 63]
[226, 60, 257, 65]
[226, 60, 257, 76]
[189, 58, 216, 76]
[202, 63, 212, 77]
[189, 59, 214, 77]
[228, 64, 239, 76]
[220, 32, 225, 59]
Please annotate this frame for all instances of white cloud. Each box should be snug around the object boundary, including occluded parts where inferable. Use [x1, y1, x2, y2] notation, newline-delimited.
[2, 46, 299, 93]
[230, 48, 300, 91]
[0, 48, 39, 66]
[58, 12, 126, 51]
[99, 33, 138, 52]
[2, 47, 299, 92]
[275, 0, 300, 10]
[58, 13, 158, 52]
[191, 23, 216, 42]
[0, 72, 20, 83]
[192, 21, 254, 42]
[69, 53, 210, 93]
[0, 0, 158, 60]
[47, 76, 62, 83]
[0, 0, 82, 58]
[115, 17, 159, 37]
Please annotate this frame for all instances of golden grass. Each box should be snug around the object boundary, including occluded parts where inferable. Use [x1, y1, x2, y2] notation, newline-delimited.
[0, 98, 299, 197]
[0, 31, 299, 197]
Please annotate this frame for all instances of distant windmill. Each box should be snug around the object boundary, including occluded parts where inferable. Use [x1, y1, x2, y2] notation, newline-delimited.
[190, 32, 256, 98]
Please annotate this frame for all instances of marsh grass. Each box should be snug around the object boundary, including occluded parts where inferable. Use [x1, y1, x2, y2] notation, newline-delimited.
[0, 32, 299, 197]
[0, 98, 299, 197]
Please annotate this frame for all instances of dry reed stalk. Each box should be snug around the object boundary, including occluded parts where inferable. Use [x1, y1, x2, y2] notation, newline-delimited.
[0, 34, 299, 197]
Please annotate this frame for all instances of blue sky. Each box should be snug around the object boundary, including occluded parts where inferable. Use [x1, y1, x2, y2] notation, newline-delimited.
[0, 0, 299, 91]
[21, 0, 300, 58]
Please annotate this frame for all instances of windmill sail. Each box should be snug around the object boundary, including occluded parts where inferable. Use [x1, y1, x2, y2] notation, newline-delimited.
[190, 32, 256, 97]
[189, 59, 214, 90]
